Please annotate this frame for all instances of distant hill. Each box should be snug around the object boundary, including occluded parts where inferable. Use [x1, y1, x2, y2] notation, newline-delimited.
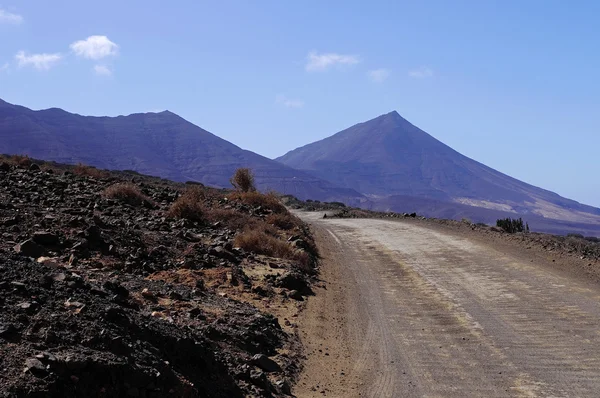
[277, 111, 600, 235]
[0, 98, 363, 204]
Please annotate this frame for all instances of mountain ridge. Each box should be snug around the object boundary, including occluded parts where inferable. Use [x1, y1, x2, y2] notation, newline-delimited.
[2, 98, 599, 235]
[0, 98, 364, 204]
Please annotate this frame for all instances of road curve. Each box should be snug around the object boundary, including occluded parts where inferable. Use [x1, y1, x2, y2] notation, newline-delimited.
[295, 212, 600, 398]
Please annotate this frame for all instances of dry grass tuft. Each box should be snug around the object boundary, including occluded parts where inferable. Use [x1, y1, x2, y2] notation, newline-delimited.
[10, 154, 32, 167]
[205, 208, 250, 231]
[234, 229, 294, 258]
[167, 187, 206, 221]
[234, 224, 311, 268]
[229, 191, 287, 214]
[230, 167, 256, 192]
[266, 213, 303, 231]
[73, 163, 109, 179]
[103, 183, 151, 207]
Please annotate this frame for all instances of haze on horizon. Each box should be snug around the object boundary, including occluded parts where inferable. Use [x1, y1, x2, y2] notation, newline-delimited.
[1, 0, 599, 207]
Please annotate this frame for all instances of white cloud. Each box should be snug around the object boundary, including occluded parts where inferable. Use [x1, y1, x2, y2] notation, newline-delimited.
[70, 35, 118, 60]
[276, 94, 304, 109]
[0, 62, 9, 73]
[409, 66, 433, 78]
[0, 9, 23, 24]
[15, 51, 62, 70]
[368, 68, 390, 83]
[93, 64, 112, 76]
[305, 51, 359, 72]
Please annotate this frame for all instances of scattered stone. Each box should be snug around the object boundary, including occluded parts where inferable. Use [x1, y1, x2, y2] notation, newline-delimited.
[10, 281, 27, 290]
[251, 354, 281, 373]
[252, 285, 270, 297]
[103, 306, 129, 325]
[288, 290, 303, 301]
[141, 288, 155, 300]
[275, 379, 292, 394]
[32, 231, 60, 245]
[249, 369, 270, 389]
[1, 215, 20, 227]
[0, 322, 18, 338]
[37, 256, 61, 268]
[276, 272, 311, 294]
[14, 239, 45, 258]
[103, 281, 129, 298]
[24, 358, 47, 375]
[17, 301, 39, 314]
[52, 272, 67, 282]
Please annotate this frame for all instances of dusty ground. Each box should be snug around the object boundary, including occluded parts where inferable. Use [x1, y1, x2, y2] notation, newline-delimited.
[295, 211, 600, 397]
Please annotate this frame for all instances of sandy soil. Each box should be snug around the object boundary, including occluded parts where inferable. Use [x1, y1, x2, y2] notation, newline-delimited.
[295, 212, 600, 397]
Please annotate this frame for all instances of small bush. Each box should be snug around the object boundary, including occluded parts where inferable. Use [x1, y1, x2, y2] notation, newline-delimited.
[73, 163, 109, 179]
[234, 222, 318, 272]
[235, 229, 289, 257]
[167, 187, 206, 221]
[103, 183, 151, 207]
[204, 207, 269, 232]
[10, 154, 32, 167]
[230, 168, 256, 192]
[266, 213, 303, 231]
[229, 191, 287, 214]
[496, 217, 528, 233]
[185, 181, 204, 186]
[235, 227, 298, 260]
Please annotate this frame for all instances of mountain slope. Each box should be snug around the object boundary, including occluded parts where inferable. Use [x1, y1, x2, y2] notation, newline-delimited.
[0, 98, 363, 203]
[277, 111, 600, 227]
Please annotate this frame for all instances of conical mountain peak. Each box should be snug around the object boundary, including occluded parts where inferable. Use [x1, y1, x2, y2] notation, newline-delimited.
[276, 111, 600, 235]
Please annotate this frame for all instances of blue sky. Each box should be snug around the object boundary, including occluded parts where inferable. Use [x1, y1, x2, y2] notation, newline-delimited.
[1, 1, 599, 207]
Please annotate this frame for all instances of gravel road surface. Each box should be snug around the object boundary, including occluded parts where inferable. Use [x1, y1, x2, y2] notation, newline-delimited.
[295, 212, 600, 397]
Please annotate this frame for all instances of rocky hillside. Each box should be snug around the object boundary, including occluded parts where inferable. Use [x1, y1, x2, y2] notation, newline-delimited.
[0, 155, 319, 397]
[277, 111, 600, 235]
[0, 98, 363, 205]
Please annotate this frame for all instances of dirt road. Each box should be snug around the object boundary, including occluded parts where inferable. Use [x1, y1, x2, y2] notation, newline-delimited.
[295, 212, 600, 397]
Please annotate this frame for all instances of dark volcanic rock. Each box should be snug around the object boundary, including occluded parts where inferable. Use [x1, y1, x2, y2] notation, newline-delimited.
[276, 272, 312, 295]
[0, 159, 317, 397]
[14, 239, 45, 258]
[32, 231, 60, 246]
[251, 354, 281, 373]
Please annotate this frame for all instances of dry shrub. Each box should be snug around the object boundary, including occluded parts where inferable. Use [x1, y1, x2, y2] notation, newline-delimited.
[167, 187, 206, 221]
[205, 207, 284, 234]
[103, 183, 151, 207]
[10, 154, 32, 167]
[234, 224, 311, 268]
[293, 250, 314, 274]
[266, 213, 302, 231]
[230, 167, 256, 192]
[234, 228, 295, 259]
[229, 191, 287, 214]
[204, 207, 254, 231]
[73, 163, 109, 179]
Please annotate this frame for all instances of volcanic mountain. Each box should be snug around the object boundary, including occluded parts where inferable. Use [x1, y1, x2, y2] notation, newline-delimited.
[0, 98, 362, 203]
[277, 111, 600, 234]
